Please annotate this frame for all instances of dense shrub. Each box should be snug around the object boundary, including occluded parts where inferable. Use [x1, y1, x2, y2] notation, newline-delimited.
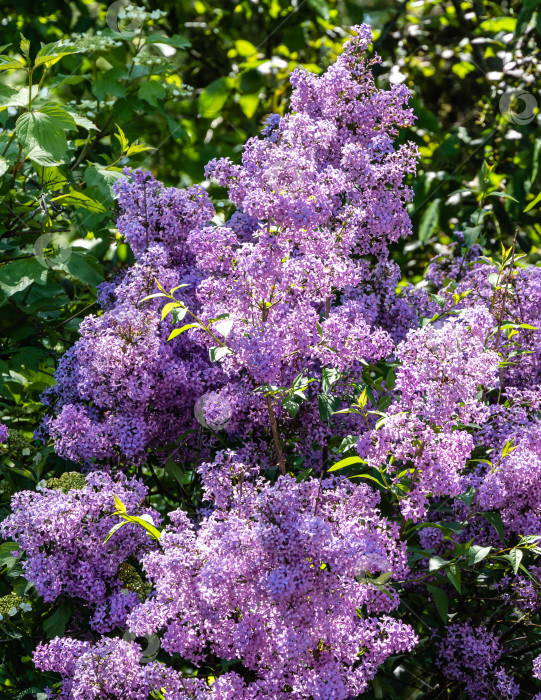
[2, 18, 541, 700]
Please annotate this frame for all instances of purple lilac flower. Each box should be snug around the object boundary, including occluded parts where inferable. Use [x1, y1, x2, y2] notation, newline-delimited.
[1, 472, 158, 632]
[127, 473, 416, 698]
[437, 621, 519, 699]
[34, 637, 203, 699]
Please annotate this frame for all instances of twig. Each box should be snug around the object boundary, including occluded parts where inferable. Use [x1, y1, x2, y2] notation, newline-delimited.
[266, 395, 286, 475]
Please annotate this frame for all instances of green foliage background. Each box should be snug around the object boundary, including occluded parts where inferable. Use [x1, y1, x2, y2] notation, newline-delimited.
[0, 0, 540, 696]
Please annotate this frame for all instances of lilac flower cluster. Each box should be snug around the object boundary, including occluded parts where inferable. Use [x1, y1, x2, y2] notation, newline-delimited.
[437, 621, 519, 699]
[41, 193, 225, 465]
[499, 565, 541, 614]
[0, 423, 7, 444]
[360, 306, 500, 520]
[194, 24, 417, 394]
[425, 245, 541, 535]
[478, 421, 541, 535]
[114, 170, 214, 263]
[534, 654, 541, 680]
[1, 472, 157, 632]
[34, 637, 202, 699]
[127, 472, 416, 698]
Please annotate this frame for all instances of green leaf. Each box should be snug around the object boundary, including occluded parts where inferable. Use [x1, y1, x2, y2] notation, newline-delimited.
[127, 142, 153, 157]
[43, 601, 73, 639]
[524, 192, 541, 213]
[0, 155, 9, 177]
[0, 542, 20, 571]
[239, 93, 260, 118]
[0, 258, 48, 295]
[84, 164, 124, 197]
[338, 435, 359, 452]
[164, 456, 185, 487]
[418, 199, 440, 244]
[27, 146, 65, 166]
[213, 318, 234, 337]
[357, 387, 368, 410]
[447, 563, 462, 593]
[138, 81, 166, 106]
[161, 302, 179, 319]
[349, 473, 385, 488]
[501, 438, 516, 458]
[59, 251, 103, 286]
[321, 367, 341, 393]
[0, 55, 26, 71]
[171, 306, 188, 324]
[209, 346, 233, 362]
[428, 293, 445, 309]
[128, 515, 161, 540]
[51, 189, 106, 213]
[34, 40, 81, 69]
[385, 368, 396, 390]
[104, 521, 126, 543]
[429, 556, 449, 572]
[146, 33, 191, 49]
[426, 584, 448, 623]
[468, 545, 492, 566]
[485, 191, 518, 203]
[282, 396, 302, 418]
[508, 548, 523, 575]
[378, 394, 392, 411]
[66, 110, 98, 131]
[318, 393, 341, 421]
[16, 103, 76, 161]
[1, 85, 39, 109]
[33, 102, 76, 130]
[141, 292, 168, 302]
[482, 512, 505, 543]
[114, 124, 129, 153]
[168, 323, 199, 340]
[20, 35, 30, 58]
[91, 74, 127, 101]
[328, 456, 367, 472]
[0, 85, 18, 109]
[199, 78, 231, 118]
[113, 494, 127, 513]
[463, 225, 483, 248]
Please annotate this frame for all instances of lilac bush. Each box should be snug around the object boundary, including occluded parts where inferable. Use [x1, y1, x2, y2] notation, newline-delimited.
[1, 23, 541, 699]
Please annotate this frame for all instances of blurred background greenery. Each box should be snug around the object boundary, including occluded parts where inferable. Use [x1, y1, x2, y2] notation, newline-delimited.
[0, 0, 540, 696]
